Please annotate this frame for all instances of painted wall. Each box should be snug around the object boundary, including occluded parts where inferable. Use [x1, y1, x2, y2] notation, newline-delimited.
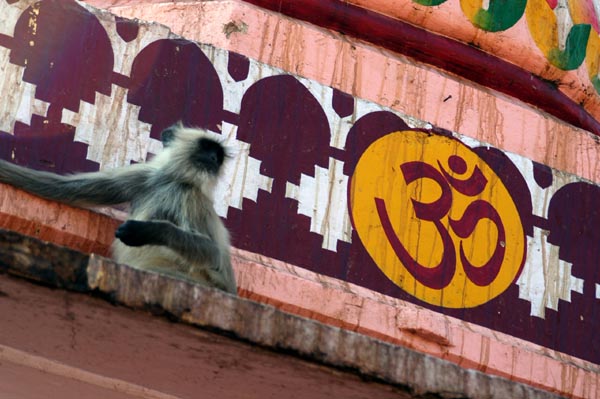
[343, 0, 600, 126]
[0, 0, 599, 395]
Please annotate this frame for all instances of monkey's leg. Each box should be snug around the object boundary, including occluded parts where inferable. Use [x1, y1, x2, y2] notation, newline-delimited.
[115, 220, 219, 264]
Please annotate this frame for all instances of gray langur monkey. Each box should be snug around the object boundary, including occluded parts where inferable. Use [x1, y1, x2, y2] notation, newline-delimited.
[0, 125, 237, 294]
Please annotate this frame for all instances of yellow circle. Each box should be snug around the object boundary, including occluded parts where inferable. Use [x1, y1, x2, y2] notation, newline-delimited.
[349, 130, 525, 308]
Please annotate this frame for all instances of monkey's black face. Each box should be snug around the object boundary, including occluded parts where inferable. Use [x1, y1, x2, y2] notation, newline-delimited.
[192, 138, 225, 174]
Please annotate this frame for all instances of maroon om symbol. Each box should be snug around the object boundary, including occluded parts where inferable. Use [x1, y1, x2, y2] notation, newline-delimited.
[375, 155, 506, 289]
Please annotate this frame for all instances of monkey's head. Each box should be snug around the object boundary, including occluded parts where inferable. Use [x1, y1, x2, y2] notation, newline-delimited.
[192, 137, 225, 174]
[153, 125, 228, 187]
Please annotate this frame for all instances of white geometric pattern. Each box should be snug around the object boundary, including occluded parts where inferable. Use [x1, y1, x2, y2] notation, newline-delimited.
[517, 227, 584, 318]
[0, 47, 49, 134]
[0, 1, 30, 37]
[296, 78, 351, 150]
[85, 4, 171, 77]
[213, 50, 264, 116]
[61, 85, 156, 170]
[285, 157, 352, 251]
[505, 152, 579, 219]
[212, 122, 273, 218]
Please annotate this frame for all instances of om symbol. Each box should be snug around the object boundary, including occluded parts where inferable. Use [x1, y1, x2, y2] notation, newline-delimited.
[376, 157, 506, 289]
[349, 131, 525, 308]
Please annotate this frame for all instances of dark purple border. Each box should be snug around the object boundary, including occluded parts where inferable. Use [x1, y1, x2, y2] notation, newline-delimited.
[242, 0, 600, 136]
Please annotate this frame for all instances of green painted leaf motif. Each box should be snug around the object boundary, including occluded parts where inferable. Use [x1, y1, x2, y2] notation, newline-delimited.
[473, 0, 527, 32]
[413, 0, 448, 6]
[548, 24, 591, 70]
[592, 75, 600, 94]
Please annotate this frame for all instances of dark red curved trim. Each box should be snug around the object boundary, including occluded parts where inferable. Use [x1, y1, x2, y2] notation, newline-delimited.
[242, 0, 600, 136]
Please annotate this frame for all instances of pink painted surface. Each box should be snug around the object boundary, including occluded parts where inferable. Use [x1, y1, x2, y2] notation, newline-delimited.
[305, 0, 600, 119]
[0, 274, 407, 399]
[84, 0, 600, 186]
[0, 184, 597, 398]
[0, 185, 119, 256]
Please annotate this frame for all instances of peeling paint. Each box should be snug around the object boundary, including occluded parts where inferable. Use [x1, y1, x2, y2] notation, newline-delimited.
[223, 20, 248, 38]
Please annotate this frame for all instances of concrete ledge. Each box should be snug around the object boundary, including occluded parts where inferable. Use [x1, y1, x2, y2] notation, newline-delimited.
[0, 228, 560, 398]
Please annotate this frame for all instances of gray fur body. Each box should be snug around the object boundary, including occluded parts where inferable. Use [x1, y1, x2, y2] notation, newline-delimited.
[0, 127, 236, 294]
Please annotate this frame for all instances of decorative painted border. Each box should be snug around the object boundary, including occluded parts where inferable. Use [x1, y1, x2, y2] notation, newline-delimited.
[97, 0, 600, 185]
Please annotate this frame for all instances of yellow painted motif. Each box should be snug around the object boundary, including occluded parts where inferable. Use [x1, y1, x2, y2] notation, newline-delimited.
[583, 31, 600, 92]
[460, 0, 480, 23]
[526, 0, 591, 70]
[525, 0, 558, 58]
[349, 131, 525, 308]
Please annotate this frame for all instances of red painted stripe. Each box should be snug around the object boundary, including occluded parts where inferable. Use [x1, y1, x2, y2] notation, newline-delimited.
[242, 0, 600, 136]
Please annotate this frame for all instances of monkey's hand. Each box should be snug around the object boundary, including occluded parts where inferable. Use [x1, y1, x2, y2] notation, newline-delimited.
[116, 220, 163, 247]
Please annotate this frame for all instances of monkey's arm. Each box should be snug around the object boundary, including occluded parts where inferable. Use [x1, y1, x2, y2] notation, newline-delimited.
[115, 220, 236, 293]
[0, 159, 152, 206]
[115, 220, 220, 263]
